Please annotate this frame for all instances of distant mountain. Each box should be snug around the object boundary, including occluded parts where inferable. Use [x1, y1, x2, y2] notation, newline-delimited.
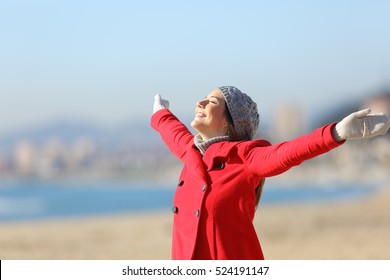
[313, 101, 361, 129]
[2, 91, 385, 156]
[0, 117, 163, 154]
[313, 89, 390, 131]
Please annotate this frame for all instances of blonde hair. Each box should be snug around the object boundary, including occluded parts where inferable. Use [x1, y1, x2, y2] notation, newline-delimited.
[255, 178, 265, 210]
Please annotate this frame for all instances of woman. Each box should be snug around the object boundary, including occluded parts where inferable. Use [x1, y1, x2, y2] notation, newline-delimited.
[151, 86, 390, 260]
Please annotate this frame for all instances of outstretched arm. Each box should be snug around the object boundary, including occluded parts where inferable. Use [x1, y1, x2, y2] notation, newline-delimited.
[151, 95, 194, 160]
[245, 123, 342, 177]
[245, 109, 390, 178]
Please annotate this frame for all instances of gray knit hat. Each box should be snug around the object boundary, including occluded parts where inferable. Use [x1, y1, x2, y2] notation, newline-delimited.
[218, 86, 259, 140]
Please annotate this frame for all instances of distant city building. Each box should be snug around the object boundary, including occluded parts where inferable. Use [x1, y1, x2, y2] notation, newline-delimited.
[361, 91, 390, 116]
[14, 140, 37, 175]
[71, 137, 96, 164]
[274, 103, 307, 141]
[1, 91, 389, 182]
[0, 152, 6, 173]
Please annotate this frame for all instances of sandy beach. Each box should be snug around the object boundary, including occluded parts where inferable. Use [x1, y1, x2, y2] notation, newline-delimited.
[1, 186, 389, 260]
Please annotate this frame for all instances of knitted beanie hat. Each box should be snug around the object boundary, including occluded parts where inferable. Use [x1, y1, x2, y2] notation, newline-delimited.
[218, 86, 259, 140]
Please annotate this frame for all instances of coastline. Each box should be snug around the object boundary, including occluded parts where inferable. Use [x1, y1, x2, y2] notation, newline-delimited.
[0, 185, 389, 260]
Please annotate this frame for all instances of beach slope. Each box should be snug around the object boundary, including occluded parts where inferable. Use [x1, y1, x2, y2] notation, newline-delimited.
[1, 188, 389, 259]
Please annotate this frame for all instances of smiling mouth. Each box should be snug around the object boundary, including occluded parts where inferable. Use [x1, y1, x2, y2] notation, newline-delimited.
[195, 112, 206, 118]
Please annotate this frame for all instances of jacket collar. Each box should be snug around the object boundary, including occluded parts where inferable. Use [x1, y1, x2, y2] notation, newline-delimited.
[184, 140, 234, 182]
[185, 139, 269, 174]
[185, 141, 237, 173]
[203, 141, 236, 171]
[203, 140, 269, 171]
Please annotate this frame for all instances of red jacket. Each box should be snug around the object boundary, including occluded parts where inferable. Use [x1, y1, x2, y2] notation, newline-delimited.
[151, 109, 344, 260]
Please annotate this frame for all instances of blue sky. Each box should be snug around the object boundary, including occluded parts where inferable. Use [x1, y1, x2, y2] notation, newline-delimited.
[1, 0, 389, 134]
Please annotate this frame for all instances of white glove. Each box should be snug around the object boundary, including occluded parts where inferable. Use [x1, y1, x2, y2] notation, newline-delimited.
[333, 108, 390, 141]
[153, 94, 169, 114]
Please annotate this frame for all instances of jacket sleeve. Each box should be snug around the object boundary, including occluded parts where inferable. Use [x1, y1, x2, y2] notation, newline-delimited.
[244, 123, 345, 177]
[151, 109, 194, 160]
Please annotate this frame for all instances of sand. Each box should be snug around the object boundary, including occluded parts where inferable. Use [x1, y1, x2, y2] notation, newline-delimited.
[1, 187, 390, 260]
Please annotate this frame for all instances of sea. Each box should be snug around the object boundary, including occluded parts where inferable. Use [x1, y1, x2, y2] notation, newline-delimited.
[0, 179, 375, 223]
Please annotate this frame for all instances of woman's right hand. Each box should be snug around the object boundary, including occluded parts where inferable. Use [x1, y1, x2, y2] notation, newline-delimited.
[153, 94, 170, 114]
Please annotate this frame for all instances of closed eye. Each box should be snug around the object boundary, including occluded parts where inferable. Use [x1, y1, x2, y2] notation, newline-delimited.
[209, 97, 219, 104]
[204, 95, 221, 105]
[203, 97, 217, 104]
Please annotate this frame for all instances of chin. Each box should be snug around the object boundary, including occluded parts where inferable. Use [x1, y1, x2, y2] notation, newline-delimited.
[190, 119, 198, 129]
[191, 118, 204, 131]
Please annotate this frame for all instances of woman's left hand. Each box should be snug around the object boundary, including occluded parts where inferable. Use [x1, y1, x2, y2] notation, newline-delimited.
[332, 108, 390, 141]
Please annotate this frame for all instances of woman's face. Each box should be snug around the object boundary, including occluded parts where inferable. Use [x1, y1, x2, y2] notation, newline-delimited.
[191, 89, 229, 140]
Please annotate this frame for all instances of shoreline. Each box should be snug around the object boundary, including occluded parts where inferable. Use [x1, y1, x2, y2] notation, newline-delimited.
[1, 158, 389, 187]
[0, 186, 389, 260]
[0, 180, 381, 224]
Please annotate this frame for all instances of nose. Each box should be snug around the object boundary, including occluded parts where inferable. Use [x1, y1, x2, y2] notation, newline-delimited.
[197, 99, 207, 108]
